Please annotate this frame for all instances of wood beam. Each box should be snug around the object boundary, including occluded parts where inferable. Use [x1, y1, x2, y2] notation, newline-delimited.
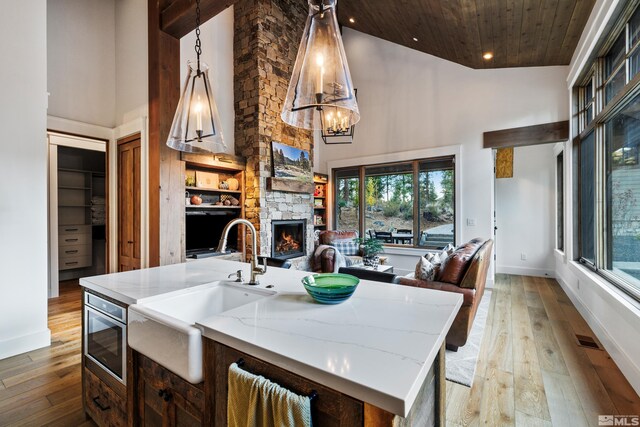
[149, 0, 182, 266]
[483, 120, 569, 149]
[161, 0, 237, 39]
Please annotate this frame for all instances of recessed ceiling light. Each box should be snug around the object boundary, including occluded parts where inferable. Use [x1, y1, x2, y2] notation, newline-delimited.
[483, 52, 493, 60]
[413, 37, 418, 42]
[349, 17, 355, 24]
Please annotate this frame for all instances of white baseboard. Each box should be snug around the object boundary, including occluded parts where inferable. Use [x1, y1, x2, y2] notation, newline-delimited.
[0, 328, 51, 360]
[556, 274, 640, 397]
[496, 265, 555, 278]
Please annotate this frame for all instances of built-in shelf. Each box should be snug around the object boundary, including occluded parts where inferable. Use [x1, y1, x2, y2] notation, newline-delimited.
[314, 224, 327, 228]
[59, 186, 91, 190]
[186, 205, 242, 209]
[314, 206, 326, 210]
[185, 186, 242, 194]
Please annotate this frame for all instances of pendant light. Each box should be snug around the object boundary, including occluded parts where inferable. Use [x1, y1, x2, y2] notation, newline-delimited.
[166, 0, 226, 153]
[320, 89, 357, 144]
[281, 0, 359, 139]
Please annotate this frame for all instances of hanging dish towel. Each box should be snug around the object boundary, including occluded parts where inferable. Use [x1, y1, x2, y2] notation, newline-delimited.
[227, 362, 312, 427]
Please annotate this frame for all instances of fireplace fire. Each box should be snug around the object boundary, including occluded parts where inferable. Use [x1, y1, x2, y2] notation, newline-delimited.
[272, 219, 306, 259]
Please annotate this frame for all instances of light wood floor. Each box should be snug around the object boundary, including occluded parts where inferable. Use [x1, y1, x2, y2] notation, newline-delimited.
[0, 276, 638, 426]
[0, 280, 95, 426]
[447, 274, 640, 427]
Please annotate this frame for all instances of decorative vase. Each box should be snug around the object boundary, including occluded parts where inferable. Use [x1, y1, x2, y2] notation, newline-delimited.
[363, 255, 380, 268]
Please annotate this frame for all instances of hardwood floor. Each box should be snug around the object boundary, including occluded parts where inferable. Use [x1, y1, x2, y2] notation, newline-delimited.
[0, 280, 95, 427]
[0, 275, 637, 426]
[447, 274, 640, 427]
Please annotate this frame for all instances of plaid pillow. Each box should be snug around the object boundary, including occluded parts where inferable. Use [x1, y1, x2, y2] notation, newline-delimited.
[331, 238, 360, 256]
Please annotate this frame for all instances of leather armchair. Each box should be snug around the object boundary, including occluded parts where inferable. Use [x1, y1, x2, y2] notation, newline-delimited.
[399, 238, 493, 351]
[312, 230, 360, 273]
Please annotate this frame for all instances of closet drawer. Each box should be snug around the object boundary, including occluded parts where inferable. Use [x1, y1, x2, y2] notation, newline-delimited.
[59, 225, 91, 235]
[59, 244, 92, 260]
[59, 233, 91, 247]
[60, 256, 92, 270]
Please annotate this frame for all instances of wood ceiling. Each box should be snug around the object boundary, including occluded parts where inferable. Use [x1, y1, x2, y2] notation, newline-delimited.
[337, 0, 597, 69]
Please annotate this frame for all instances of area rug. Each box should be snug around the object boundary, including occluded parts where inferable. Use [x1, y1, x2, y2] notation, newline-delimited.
[445, 289, 492, 387]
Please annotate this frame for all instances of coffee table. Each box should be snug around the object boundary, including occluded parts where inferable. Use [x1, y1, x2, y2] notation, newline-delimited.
[352, 264, 394, 273]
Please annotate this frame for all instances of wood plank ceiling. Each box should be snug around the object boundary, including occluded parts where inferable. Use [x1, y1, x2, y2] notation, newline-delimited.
[338, 0, 597, 69]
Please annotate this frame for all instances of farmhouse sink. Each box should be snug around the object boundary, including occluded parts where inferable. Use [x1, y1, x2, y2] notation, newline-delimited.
[128, 281, 275, 383]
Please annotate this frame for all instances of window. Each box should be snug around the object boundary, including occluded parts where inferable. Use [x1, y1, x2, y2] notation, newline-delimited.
[573, 1, 640, 301]
[605, 32, 626, 103]
[557, 152, 564, 251]
[579, 132, 596, 265]
[418, 159, 455, 247]
[333, 156, 455, 248]
[335, 168, 360, 232]
[578, 76, 594, 132]
[605, 93, 640, 294]
[364, 163, 414, 243]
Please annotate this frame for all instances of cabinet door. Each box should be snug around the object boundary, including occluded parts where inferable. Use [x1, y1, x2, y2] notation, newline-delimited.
[209, 341, 363, 426]
[117, 135, 141, 271]
[137, 353, 205, 427]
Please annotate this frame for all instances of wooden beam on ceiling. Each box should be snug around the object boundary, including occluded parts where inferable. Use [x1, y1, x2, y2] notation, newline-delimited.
[161, 0, 237, 39]
[483, 120, 569, 149]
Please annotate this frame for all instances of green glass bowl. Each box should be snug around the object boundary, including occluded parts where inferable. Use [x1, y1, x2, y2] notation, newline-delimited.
[302, 273, 360, 304]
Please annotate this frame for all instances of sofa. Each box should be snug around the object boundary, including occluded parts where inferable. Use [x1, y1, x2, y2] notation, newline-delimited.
[311, 230, 363, 273]
[398, 238, 493, 351]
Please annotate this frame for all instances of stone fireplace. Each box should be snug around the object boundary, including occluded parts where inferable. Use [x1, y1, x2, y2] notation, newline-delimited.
[233, 0, 315, 264]
[271, 220, 307, 259]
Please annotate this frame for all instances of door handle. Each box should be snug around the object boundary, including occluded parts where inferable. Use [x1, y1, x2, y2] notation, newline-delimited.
[128, 241, 134, 244]
[92, 396, 111, 411]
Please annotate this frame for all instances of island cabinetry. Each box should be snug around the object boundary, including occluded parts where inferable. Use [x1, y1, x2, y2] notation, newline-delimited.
[84, 366, 127, 427]
[205, 340, 364, 427]
[82, 289, 129, 427]
[135, 352, 206, 426]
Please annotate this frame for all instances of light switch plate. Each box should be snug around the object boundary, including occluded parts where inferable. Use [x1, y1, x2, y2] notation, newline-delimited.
[467, 218, 476, 226]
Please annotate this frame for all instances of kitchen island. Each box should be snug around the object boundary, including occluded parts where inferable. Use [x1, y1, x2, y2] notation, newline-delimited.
[80, 257, 462, 426]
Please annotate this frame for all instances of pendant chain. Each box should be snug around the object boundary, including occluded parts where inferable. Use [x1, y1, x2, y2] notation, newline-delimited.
[195, 0, 202, 74]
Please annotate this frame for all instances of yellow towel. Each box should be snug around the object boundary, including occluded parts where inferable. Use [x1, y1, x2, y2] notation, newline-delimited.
[228, 362, 312, 427]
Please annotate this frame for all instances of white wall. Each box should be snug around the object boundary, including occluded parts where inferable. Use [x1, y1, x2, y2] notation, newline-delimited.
[47, 0, 116, 128]
[180, 6, 235, 154]
[319, 28, 569, 279]
[557, 0, 640, 395]
[0, 1, 51, 359]
[115, 0, 148, 126]
[496, 145, 556, 277]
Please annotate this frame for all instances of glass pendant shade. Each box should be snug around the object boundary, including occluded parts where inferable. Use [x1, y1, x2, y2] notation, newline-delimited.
[167, 61, 227, 153]
[281, 0, 359, 131]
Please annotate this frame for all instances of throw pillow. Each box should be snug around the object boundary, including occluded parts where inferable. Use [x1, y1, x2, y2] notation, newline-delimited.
[415, 256, 437, 281]
[331, 238, 359, 256]
[443, 243, 455, 255]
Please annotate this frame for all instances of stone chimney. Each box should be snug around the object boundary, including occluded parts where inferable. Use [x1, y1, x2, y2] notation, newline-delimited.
[233, 0, 315, 258]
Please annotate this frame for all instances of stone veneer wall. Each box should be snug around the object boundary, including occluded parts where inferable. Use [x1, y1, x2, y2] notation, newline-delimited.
[234, 0, 315, 258]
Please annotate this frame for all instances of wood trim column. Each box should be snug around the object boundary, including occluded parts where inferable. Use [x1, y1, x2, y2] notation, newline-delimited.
[148, 0, 182, 266]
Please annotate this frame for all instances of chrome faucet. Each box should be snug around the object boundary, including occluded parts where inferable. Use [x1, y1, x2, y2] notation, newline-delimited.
[217, 218, 266, 286]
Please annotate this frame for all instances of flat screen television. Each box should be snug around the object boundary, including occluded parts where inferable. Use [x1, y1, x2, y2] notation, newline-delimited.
[185, 210, 239, 256]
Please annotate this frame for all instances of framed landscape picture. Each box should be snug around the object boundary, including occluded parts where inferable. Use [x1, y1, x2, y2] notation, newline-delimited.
[271, 141, 312, 182]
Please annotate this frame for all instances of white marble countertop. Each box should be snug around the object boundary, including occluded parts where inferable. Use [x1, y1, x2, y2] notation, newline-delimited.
[80, 258, 463, 417]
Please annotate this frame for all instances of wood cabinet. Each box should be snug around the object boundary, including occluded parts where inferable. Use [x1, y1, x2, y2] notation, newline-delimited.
[205, 340, 364, 427]
[135, 352, 205, 427]
[313, 173, 328, 229]
[84, 365, 127, 427]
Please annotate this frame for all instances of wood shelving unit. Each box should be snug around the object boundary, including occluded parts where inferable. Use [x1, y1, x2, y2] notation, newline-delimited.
[313, 173, 328, 229]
